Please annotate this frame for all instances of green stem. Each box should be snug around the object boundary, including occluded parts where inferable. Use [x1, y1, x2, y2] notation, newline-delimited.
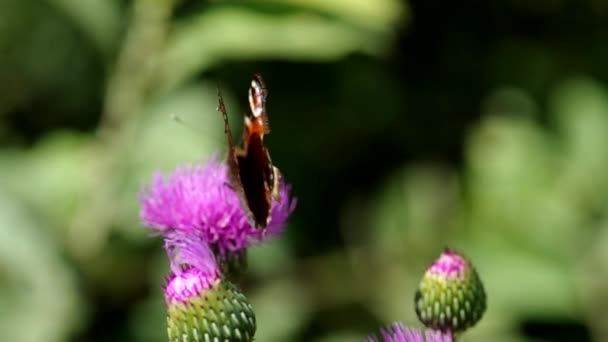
[68, 0, 176, 259]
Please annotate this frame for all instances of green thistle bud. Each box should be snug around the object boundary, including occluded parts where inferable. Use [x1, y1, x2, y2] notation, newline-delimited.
[157, 232, 256, 341]
[414, 248, 486, 334]
[165, 269, 256, 342]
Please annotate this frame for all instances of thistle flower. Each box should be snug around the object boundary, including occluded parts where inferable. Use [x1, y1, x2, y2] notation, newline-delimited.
[414, 248, 486, 334]
[139, 154, 296, 258]
[164, 230, 256, 341]
[367, 322, 452, 342]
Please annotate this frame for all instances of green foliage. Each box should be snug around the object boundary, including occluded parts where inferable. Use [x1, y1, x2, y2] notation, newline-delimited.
[1, 0, 607, 341]
[0, 191, 82, 342]
[362, 79, 608, 341]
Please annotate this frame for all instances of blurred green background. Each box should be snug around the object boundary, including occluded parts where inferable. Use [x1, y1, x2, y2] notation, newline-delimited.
[2, 0, 608, 341]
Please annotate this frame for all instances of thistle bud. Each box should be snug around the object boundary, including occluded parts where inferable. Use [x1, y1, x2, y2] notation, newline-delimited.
[414, 248, 486, 334]
[165, 269, 256, 341]
[161, 231, 256, 341]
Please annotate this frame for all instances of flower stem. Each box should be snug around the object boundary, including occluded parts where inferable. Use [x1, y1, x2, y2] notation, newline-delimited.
[68, 0, 176, 259]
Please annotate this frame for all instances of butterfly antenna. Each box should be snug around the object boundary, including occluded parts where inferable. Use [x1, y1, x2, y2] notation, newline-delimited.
[216, 85, 236, 150]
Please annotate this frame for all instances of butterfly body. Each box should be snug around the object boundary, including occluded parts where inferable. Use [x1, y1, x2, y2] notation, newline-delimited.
[217, 74, 281, 229]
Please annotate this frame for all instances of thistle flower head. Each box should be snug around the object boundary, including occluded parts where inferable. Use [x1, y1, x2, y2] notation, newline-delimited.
[163, 230, 256, 342]
[415, 248, 487, 334]
[367, 322, 452, 342]
[139, 154, 296, 256]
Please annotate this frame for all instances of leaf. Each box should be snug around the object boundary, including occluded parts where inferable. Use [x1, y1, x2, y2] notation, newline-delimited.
[159, 4, 406, 91]
[0, 191, 82, 342]
[45, 0, 122, 56]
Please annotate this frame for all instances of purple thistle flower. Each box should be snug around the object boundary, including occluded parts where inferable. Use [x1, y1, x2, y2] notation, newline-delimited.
[139, 154, 296, 256]
[427, 248, 468, 279]
[368, 322, 452, 342]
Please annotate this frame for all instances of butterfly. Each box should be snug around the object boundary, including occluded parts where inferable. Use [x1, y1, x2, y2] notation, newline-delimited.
[216, 74, 281, 229]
